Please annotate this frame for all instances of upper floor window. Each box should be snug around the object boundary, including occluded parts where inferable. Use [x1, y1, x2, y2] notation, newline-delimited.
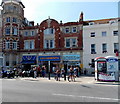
[24, 31, 28, 36]
[91, 44, 96, 54]
[91, 32, 95, 37]
[13, 40, 17, 50]
[114, 43, 119, 53]
[13, 17, 17, 23]
[102, 43, 107, 53]
[102, 31, 107, 37]
[113, 30, 118, 36]
[31, 31, 35, 36]
[72, 27, 77, 33]
[44, 39, 54, 49]
[6, 17, 10, 22]
[65, 28, 70, 33]
[44, 28, 55, 35]
[5, 27, 10, 35]
[5, 40, 10, 49]
[24, 40, 34, 50]
[65, 38, 77, 48]
[12, 27, 18, 35]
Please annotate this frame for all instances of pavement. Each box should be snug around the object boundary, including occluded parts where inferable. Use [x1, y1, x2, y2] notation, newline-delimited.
[12, 76, 120, 86]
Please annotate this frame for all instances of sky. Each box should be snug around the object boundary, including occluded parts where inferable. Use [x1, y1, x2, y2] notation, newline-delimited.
[0, 0, 119, 24]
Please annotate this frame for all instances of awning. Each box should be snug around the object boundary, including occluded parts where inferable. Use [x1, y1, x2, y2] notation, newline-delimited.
[21, 56, 36, 64]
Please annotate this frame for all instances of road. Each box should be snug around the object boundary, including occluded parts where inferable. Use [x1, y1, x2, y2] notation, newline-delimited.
[1, 78, 119, 103]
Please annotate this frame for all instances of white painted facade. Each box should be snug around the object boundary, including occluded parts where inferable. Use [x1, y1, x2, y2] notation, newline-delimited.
[0, 9, 3, 67]
[83, 18, 119, 75]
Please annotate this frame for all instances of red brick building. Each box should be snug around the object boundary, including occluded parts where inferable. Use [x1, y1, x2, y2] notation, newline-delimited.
[19, 15, 83, 70]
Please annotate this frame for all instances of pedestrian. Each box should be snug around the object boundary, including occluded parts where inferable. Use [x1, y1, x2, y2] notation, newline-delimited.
[33, 67, 37, 78]
[56, 68, 61, 81]
[37, 66, 41, 77]
[41, 66, 46, 78]
[68, 66, 74, 82]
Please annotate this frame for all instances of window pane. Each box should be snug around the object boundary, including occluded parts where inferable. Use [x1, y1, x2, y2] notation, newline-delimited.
[65, 28, 70, 33]
[72, 38, 76, 47]
[102, 43, 107, 52]
[66, 39, 70, 47]
[102, 31, 107, 37]
[113, 31, 118, 36]
[91, 32, 95, 37]
[5, 27, 10, 35]
[72, 27, 77, 33]
[12, 28, 18, 35]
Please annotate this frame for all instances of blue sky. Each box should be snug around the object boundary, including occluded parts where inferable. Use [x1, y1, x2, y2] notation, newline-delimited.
[22, 1, 118, 24]
[0, 0, 118, 24]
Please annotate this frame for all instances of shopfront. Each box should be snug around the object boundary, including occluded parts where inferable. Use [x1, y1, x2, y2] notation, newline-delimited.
[38, 56, 61, 73]
[21, 55, 36, 70]
[63, 54, 81, 69]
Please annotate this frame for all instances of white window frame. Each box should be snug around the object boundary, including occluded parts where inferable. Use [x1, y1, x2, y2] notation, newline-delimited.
[102, 31, 107, 37]
[5, 27, 11, 35]
[102, 43, 107, 53]
[65, 38, 77, 48]
[13, 41, 17, 50]
[12, 27, 18, 35]
[24, 40, 35, 50]
[65, 27, 70, 33]
[6, 40, 10, 49]
[72, 27, 77, 33]
[44, 39, 54, 49]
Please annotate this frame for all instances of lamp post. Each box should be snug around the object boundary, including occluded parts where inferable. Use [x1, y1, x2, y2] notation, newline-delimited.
[48, 61, 50, 80]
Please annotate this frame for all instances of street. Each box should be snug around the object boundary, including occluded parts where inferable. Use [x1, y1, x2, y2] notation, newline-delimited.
[1, 77, 119, 103]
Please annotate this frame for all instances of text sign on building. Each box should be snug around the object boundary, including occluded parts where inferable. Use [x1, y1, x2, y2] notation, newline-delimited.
[38, 56, 60, 61]
[63, 55, 80, 61]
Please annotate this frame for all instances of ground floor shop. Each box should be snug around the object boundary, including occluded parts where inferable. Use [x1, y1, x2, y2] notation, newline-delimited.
[20, 51, 83, 72]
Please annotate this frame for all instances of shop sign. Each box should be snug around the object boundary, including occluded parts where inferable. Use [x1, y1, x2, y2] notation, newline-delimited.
[38, 56, 60, 61]
[63, 55, 80, 61]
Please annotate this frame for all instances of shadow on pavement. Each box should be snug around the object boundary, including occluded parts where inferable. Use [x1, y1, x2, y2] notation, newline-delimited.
[95, 82, 120, 86]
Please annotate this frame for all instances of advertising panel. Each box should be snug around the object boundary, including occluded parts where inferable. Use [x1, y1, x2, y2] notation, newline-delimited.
[38, 56, 60, 61]
[63, 55, 80, 61]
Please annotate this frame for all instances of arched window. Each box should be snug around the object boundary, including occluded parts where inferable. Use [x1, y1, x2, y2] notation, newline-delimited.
[44, 28, 55, 35]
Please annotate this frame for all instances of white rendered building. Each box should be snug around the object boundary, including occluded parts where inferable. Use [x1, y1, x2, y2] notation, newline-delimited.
[83, 18, 119, 75]
[0, 9, 3, 67]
